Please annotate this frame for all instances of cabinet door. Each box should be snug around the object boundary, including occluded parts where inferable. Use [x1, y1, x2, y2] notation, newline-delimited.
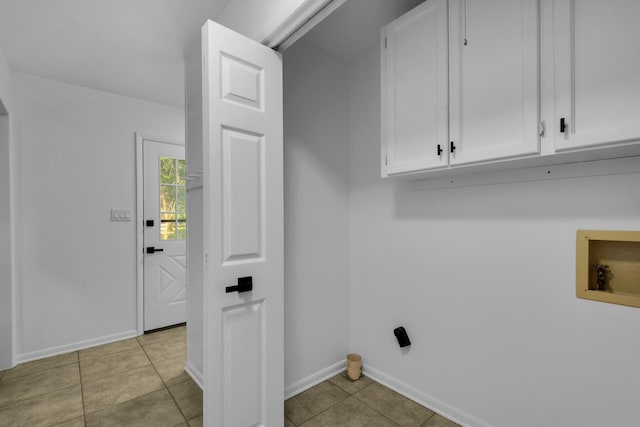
[554, 0, 640, 151]
[449, 0, 540, 165]
[381, 0, 449, 176]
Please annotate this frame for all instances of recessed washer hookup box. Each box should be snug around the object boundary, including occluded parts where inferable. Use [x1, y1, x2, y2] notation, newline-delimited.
[576, 230, 640, 308]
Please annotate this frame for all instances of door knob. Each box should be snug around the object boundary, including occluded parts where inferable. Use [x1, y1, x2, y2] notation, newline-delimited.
[226, 276, 253, 293]
[146, 247, 164, 254]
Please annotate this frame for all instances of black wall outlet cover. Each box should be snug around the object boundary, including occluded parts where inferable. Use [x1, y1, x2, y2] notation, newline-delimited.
[394, 326, 411, 347]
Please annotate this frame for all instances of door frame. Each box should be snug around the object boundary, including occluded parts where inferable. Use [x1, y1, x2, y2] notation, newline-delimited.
[0, 105, 15, 371]
[135, 132, 185, 335]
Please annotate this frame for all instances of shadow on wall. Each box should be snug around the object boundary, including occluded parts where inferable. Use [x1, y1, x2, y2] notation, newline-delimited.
[283, 40, 349, 187]
[393, 173, 640, 220]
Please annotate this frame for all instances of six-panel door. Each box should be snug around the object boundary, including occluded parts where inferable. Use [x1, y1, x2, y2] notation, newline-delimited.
[201, 20, 284, 427]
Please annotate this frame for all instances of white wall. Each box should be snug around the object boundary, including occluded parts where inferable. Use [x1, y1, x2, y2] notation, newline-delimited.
[0, 41, 14, 370]
[12, 72, 184, 360]
[283, 40, 350, 393]
[348, 47, 640, 427]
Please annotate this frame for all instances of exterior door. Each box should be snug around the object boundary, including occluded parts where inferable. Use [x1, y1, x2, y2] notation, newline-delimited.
[143, 140, 187, 331]
[202, 21, 284, 427]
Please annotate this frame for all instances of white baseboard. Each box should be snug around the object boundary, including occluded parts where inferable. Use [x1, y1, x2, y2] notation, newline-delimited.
[185, 361, 204, 390]
[16, 329, 139, 364]
[363, 365, 494, 427]
[284, 360, 344, 400]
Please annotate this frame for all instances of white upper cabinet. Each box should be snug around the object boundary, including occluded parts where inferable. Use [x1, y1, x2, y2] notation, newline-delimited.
[553, 0, 640, 151]
[382, 0, 640, 179]
[448, 0, 540, 165]
[381, 0, 449, 176]
[382, 0, 540, 176]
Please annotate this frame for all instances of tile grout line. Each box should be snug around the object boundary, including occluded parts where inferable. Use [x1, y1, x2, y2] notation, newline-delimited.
[347, 381, 403, 425]
[292, 395, 349, 427]
[0, 359, 78, 383]
[136, 326, 185, 347]
[137, 335, 191, 425]
[77, 350, 88, 427]
[81, 338, 167, 419]
[77, 344, 147, 385]
[292, 380, 375, 427]
[1, 330, 190, 426]
[0, 360, 82, 412]
[351, 385, 433, 427]
[421, 411, 437, 426]
[350, 391, 404, 427]
[0, 384, 84, 427]
[80, 341, 141, 358]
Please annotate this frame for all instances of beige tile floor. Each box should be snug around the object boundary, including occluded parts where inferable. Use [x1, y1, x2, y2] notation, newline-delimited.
[0, 325, 202, 427]
[1, 326, 458, 427]
[285, 372, 460, 427]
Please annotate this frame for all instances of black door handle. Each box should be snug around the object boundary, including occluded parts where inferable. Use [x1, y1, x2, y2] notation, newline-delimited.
[226, 276, 253, 293]
[146, 247, 164, 254]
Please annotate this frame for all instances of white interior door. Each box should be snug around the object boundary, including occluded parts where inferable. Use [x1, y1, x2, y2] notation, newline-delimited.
[202, 21, 284, 427]
[143, 140, 187, 331]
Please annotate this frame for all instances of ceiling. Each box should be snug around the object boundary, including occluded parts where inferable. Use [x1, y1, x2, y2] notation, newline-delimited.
[302, 0, 424, 61]
[0, 0, 231, 108]
[0, 0, 426, 108]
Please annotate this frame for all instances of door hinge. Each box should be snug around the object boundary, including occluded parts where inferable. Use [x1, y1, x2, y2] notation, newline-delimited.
[385, 155, 388, 165]
[384, 37, 387, 49]
[538, 121, 545, 137]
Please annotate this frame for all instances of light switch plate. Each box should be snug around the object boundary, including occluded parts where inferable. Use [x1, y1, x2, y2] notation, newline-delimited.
[111, 209, 132, 221]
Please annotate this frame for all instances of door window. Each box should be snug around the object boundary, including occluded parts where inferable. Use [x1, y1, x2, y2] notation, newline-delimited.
[159, 157, 186, 240]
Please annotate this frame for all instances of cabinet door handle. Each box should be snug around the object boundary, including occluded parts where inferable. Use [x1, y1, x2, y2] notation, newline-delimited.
[450, 141, 456, 153]
[437, 144, 443, 156]
[560, 117, 567, 134]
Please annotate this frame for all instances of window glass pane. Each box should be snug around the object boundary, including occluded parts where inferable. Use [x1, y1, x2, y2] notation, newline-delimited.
[158, 156, 185, 241]
[160, 185, 176, 212]
[177, 160, 186, 184]
[160, 213, 176, 240]
[160, 157, 176, 184]
[177, 213, 187, 239]
[177, 187, 186, 212]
